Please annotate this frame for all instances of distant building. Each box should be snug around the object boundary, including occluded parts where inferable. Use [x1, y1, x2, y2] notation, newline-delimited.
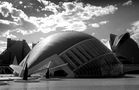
[110, 33, 139, 64]
[18, 31, 123, 78]
[109, 33, 139, 73]
[0, 38, 30, 66]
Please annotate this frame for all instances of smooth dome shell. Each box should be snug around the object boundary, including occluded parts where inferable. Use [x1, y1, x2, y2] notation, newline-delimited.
[26, 31, 93, 68]
[19, 31, 123, 77]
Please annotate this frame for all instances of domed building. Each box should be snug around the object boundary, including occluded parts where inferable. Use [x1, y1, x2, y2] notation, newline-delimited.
[18, 31, 123, 78]
[110, 32, 139, 73]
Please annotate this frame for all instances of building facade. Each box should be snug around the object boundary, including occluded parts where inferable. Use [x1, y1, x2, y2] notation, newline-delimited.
[109, 33, 139, 73]
[0, 38, 30, 73]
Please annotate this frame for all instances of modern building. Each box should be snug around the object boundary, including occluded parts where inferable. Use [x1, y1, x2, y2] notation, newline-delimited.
[18, 31, 123, 78]
[109, 32, 139, 73]
[0, 38, 30, 73]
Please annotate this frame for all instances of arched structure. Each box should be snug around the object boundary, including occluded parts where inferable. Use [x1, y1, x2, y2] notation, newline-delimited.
[110, 32, 139, 73]
[110, 33, 139, 64]
[20, 31, 123, 78]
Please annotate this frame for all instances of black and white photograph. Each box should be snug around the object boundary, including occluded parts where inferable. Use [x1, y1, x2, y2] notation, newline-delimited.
[0, 0, 139, 90]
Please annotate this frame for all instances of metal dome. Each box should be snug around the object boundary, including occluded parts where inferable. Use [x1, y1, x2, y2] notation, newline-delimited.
[23, 31, 93, 69]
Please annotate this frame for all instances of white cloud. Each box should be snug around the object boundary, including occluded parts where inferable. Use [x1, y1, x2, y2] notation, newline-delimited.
[0, 46, 6, 54]
[91, 23, 100, 28]
[37, 0, 49, 6]
[2, 30, 17, 39]
[0, 19, 18, 33]
[0, 2, 28, 19]
[0, 19, 17, 25]
[90, 20, 109, 28]
[0, 18, 37, 36]
[0, 40, 6, 45]
[127, 20, 139, 46]
[0, 40, 7, 54]
[19, 1, 23, 5]
[62, 3, 118, 20]
[127, 20, 139, 34]
[123, 0, 133, 6]
[0, 2, 12, 17]
[0, 1, 118, 36]
[90, 5, 117, 17]
[28, 2, 117, 33]
[42, 2, 60, 14]
[16, 29, 38, 35]
[63, 21, 87, 31]
[99, 21, 109, 25]
[0, 2, 37, 35]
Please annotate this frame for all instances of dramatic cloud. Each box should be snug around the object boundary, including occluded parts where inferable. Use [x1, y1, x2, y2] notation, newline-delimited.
[0, 2, 38, 35]
[37, 2, 117, 33]
[123, 0, 133, 6]
[0, 1, 118, 36]
[0, 2, 28, 19]
[127, 20, 139, 46]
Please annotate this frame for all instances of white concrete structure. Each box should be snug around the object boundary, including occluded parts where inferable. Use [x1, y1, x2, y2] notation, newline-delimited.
[10, 31, 123, 78]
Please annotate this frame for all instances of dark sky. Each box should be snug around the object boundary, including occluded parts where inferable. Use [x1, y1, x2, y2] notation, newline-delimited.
[0, 0, 139, 52]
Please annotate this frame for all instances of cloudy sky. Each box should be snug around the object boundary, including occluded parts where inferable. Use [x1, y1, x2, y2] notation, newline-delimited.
[0, 0, 139, 53]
